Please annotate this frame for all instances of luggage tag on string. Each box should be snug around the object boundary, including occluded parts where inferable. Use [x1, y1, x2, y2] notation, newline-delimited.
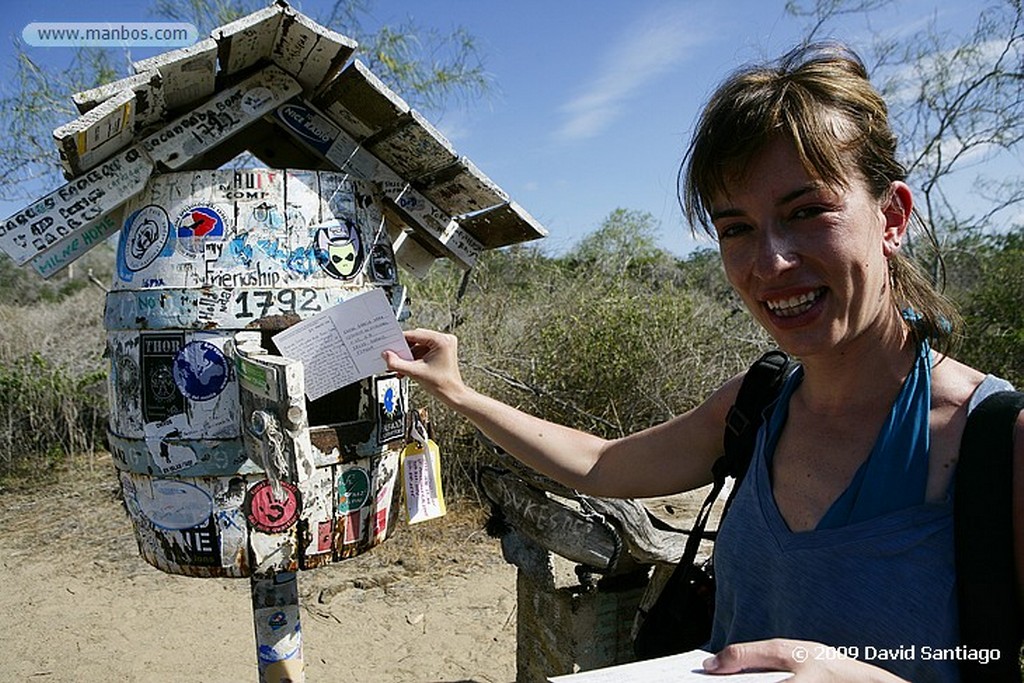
[401, 410, 447, 524]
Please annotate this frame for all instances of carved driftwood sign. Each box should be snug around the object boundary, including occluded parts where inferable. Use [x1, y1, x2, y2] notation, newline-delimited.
[479, 466, 621, 572]
[476, 432, 688, 567]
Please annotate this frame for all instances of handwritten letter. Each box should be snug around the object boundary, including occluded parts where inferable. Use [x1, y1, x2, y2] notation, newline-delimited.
[272, 288, 412, 400]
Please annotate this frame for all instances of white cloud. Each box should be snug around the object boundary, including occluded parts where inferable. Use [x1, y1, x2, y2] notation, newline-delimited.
[555, 4, 704, 142]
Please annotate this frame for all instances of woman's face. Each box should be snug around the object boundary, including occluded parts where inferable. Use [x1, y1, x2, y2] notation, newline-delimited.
[709, 137, 909, 360]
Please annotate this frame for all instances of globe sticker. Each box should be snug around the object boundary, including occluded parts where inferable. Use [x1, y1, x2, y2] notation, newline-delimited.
[172, 340, 229, 401]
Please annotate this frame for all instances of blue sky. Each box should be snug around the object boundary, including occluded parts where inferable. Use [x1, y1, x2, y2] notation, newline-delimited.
[0, 0, 998, 257]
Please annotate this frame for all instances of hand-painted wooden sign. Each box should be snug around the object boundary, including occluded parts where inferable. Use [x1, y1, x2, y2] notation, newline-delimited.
[54, 87, 136, 177]
[132, 38, 218, 112]
[141, 65, 302, 171]
[213, 2, 355, 93]
[0, 145, 152, 265]
[73, 71, 166, 131]
[271, 98, 483, 268]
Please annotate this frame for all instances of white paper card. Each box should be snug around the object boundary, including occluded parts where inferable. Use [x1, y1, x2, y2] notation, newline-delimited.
[402, 439, 447, 524]
[547, 650, 793, 683]
[272, 288, 412, 401]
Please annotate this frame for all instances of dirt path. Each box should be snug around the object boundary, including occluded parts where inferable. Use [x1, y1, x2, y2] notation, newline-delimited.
[0, 455, 518, 682]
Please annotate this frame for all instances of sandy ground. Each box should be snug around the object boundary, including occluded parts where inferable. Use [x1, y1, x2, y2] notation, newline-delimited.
[0, 454, 519, 683]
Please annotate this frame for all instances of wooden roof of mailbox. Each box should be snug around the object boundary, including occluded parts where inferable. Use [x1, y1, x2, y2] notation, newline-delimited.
[0, 0, 546, 279]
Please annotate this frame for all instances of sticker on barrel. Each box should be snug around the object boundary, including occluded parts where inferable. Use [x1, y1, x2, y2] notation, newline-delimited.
[245, 480, 301, 534]
[172, 340, 230, 401]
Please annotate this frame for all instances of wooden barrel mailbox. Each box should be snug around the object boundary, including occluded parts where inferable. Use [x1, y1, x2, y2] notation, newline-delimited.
[0, 2, 548, 677]
[104, 168, 413, 576]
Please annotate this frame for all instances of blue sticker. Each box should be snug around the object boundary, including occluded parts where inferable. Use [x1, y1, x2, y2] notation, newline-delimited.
[172, 340, 229, 401]
[275, 103, 334, 154]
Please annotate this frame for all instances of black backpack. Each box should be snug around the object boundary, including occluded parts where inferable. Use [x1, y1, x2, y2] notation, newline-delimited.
[633, 351, 1024, 683]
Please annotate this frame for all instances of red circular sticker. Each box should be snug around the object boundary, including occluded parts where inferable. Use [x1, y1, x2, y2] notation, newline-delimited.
[245, 480, 301, 533]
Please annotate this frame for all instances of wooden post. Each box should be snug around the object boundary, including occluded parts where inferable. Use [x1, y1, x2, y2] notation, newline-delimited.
[500, 530, 649, 683]
[251, 571, 304, 682]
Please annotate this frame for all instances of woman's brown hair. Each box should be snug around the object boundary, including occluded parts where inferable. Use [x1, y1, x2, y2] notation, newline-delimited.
[680, 42, 960, 351]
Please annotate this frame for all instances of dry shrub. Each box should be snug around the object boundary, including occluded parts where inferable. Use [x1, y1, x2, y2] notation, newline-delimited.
[0, 286, 108, 477]
[404, 243, 769, 501]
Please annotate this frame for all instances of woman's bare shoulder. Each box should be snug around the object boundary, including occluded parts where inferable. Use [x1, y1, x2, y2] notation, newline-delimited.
[930, 354, 989, 411]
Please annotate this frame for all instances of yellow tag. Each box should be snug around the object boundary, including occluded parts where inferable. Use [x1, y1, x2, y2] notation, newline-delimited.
[400, 439, 447, 524]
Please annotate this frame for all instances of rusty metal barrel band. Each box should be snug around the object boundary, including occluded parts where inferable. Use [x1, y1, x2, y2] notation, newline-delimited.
[108, 430, 256, 476]
[104, 286, 366, 330]
[108, 426, 393, 476]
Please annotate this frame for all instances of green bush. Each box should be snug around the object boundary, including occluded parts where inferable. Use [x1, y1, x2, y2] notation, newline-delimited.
[949, 229, 1024, 387]
[0, 353, 107, 478]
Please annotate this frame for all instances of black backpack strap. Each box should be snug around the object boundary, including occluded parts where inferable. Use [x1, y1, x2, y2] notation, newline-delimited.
[715, 349, 798, 500]
[955, 390, 1024, 682]
[649, 350, 797, 615]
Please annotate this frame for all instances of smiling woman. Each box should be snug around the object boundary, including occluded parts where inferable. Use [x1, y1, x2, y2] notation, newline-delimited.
[382, 41, 1024, 683]
[680, 42, 960, 357]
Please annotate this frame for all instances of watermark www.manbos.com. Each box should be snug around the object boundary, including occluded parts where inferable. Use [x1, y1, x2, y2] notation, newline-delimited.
[22, 22, 198, 48]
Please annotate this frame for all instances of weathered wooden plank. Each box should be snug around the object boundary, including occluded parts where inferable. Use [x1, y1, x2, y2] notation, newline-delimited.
[72, 70, 166, 129]
[366, 110, 458, 180]
[479, 467, 620, 572]
[211, 3, 284, 78]
[141, 65, 301, 171]
[391, 230, 438, 279]
[272, 100, 379, 177]
[133, 38, 218, 111]
[581, 498, 689, 566]
[455, 200, 548, 249]
[416, 157, 509, 217]
[29, 206, 123, 279]
[54, 87, 136, 177]
[366, 162, 483, 268]
[271, 99, 481, 268]
[0, 145, 153, 265]
[273, 7, 356, 93]
[313, 59, 409, 141]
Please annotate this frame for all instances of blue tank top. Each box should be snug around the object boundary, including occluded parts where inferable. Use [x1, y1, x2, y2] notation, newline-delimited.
[707, 358, 1013, 683]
